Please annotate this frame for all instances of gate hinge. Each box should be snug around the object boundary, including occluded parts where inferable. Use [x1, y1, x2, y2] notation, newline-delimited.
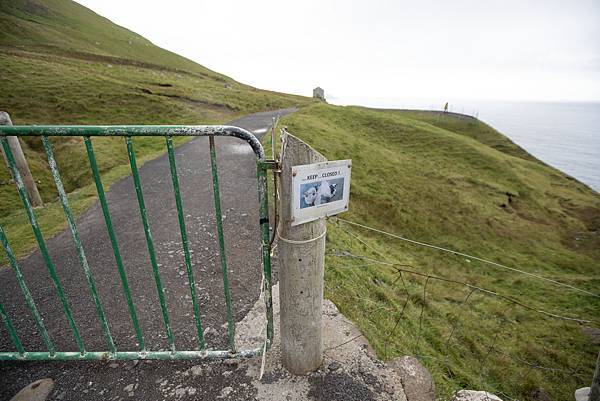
[258, 159, 279, 170]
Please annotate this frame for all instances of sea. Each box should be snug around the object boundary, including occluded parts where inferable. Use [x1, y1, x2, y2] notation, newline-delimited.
[330, 97, 600, 193]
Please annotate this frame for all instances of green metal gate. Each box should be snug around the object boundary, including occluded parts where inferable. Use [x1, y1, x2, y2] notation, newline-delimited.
[0, 125, 274, 361]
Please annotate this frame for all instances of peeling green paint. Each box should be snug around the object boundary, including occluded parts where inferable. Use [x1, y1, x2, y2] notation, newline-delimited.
[0, 125, 273, 362]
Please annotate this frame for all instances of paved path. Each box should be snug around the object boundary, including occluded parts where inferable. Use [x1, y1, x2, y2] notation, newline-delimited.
[0, 108, 295, 400]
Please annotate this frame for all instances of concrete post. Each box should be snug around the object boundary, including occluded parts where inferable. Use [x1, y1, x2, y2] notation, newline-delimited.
[0, 112, 43, 207]
[279, 129, 326, 374]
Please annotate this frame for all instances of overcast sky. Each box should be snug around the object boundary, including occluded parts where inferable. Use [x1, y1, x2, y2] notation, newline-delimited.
[77, 0, 600, 103]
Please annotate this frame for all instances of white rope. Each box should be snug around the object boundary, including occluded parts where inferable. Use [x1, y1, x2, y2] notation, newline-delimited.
[259, 334, 268, 380]
[277, 228, 326, 245]
[333, 217, 599, 299]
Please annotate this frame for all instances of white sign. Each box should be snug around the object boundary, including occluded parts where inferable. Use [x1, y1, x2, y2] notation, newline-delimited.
[291, 159, 351, 226]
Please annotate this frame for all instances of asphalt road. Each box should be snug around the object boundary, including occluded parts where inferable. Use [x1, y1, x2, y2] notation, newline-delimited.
[0, 108, 296, 400]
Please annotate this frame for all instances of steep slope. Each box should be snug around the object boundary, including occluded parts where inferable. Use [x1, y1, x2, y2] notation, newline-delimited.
[0, 0, 308, 118]
[2, 0, 237, 79]
[0, 0, 312, 218]
[266, 103, 600, 401]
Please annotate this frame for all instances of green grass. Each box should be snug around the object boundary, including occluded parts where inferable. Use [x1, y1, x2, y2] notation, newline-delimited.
[2, 0, 236, 77]
[264, 103, 600, 401]
[0, 0, 313, 263]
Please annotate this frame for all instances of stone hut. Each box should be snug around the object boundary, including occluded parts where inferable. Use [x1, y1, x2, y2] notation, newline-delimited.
[312, 87, 325, 101]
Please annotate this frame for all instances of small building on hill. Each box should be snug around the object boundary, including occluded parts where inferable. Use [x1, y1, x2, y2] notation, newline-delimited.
[313, 87, 325, 101]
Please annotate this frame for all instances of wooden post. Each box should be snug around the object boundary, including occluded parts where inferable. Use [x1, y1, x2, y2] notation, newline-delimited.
[0, 112, 43, 207]
[279, 129, 326, 374]
[590, 351, 600, 401]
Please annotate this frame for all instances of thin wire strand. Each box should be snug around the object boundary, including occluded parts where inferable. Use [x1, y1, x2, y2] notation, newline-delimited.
[332, 217, 599, 299]
[415, 276, 430, 353]
[328, 225, 594, 400]
[328, 251, 598, 325]
[325, 333, 364, 351]
[443, 287, 477, 373]
[477, 302, 513, 401]
[384, 269, 411, 356]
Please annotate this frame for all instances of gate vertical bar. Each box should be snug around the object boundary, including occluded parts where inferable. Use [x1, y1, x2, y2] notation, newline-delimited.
[0, 300, 25, 356]
[1, 137, 85, 354]
[256, 162, 274, 347]
[0, 226, 54, 354]
[208, 135, 236, 352]
[165, 136, 206, 350]
[42, 136, 116, 354]
[126, 136, 175, 352]
[84, 137, 145, 351]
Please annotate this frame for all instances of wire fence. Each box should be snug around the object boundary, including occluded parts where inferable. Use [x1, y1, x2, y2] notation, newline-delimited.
[322, 216, 599, 401]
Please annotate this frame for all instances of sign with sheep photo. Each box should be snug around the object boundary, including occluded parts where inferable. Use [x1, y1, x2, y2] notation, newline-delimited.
[291, 160, 351, 226]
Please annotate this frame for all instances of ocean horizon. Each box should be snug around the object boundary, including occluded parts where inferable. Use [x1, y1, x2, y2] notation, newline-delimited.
[330, 97, 600, 193]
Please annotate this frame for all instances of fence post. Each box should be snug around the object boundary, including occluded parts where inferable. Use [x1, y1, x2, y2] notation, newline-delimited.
[590, 351, 600, 401]
[279, 129, 326, 374]
[0, 112, 43, 207]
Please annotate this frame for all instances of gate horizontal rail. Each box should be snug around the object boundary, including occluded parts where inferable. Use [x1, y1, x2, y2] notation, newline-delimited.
[0, 125, 274, 361]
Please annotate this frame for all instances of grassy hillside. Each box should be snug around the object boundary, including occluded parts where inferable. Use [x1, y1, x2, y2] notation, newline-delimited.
[266, 103, 600, 401]
[0, 0, 312, 261]
[3, 0, 237, 78]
